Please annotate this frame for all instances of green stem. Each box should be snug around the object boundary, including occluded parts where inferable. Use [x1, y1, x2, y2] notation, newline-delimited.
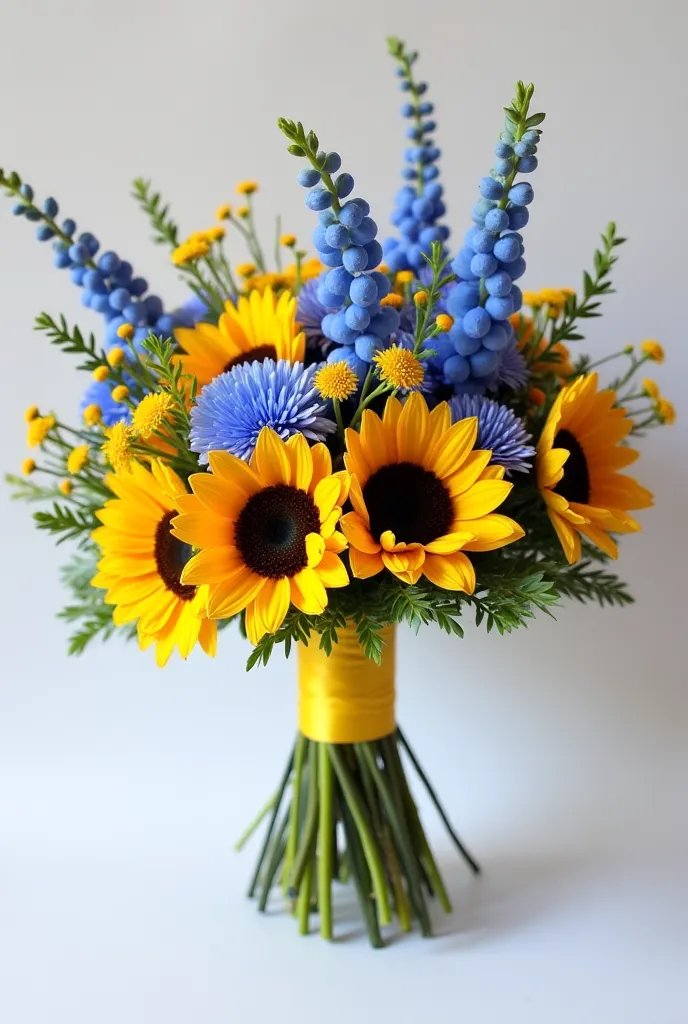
[246, 745, 295, 898]
[318, 745, 334, 939]
[288, 743, 319, 894]
[283, 734, 307, 893]
[245, 195, 267, 273]
[339, 801, 384, 948]
[297, 859, 314, 935]
[258, 809, 290, 912]
[274, 215, 283, 272]
[234, 792, 278, 852]
[332, 398, 346, 445]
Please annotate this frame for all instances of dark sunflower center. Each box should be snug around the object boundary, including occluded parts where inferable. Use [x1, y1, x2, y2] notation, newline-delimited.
[235, 484, 321, 579]
[363, 462, 453, 546]
[154, 511, 196, 600]
[224, 344, 277, 373]
[553, 428, 591, 504]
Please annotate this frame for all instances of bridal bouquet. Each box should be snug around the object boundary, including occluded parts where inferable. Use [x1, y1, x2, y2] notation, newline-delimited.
[5, 38, 673, 947]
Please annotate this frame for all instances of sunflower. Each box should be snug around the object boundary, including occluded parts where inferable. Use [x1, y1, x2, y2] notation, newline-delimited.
[171, 429, 350, 645]
[175, 287, 306, 389]
[340, 393, 524, 591]
[91, 460, 217, 667]
[536, 373, 653, 564]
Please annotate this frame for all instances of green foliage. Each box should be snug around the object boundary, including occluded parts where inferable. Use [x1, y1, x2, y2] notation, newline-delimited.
[58, 551, 135, 655]
[132, 178, 180, 249]
[503, 80, 545, 135]
[5, 473, 63, 503]
[35, 312, 104, 372]
[548, 560, 633, 608]
[550, 223, 626, 348]
[34, 502, 98, 547]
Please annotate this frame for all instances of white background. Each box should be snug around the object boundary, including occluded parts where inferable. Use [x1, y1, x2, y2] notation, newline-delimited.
[1, 1, 686, 1021]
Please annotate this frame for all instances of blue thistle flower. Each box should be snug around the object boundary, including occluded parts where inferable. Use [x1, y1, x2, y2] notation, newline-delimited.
[296, 278, 335, 361]
[450, 393, 534, 474]
[494, 339, 529, 391]
[190, 359, 336, 463]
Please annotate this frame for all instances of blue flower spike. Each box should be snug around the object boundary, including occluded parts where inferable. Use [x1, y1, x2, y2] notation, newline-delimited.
[278, 117, 398, 374]
[444, 81, 545, 393]
[383, 37, 449, 273]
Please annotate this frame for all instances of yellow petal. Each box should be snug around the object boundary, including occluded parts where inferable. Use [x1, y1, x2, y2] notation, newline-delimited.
[251, 427, 290, 486]
[207, 451, 262, 495]
[320, 507, 342, 537]
[549, 510, 581, 565]
[422, 401, 451, 467]
[348, 474, 370, 523]
[452, 479, 513, 520]
[381, 546, 425, 575]
[313, 475, 341, 522]
[424, 531, 475, 554]
[170, 511, 231, 549]
[198, 619, 218, 658]
[180, 546, 243, 585]
[444, 450, 492, 497]
[253, 577, 291, 638]
[432, 417, 478, 480]
[360, 408, 392, 473]
[309, 442, 333, 491]
[344, 427, 371, 484]
[207, 569, 265, 618]
[325, 532, 348, 554]
[189, 473, 246, 519]
[422, 551, 476, 593]
[289, 567, 328, 614]
[284, 433, 313, 491]
[396, 391, 428, 464]
[349, 547, 384, 580]
[305, 532, 325, 568]
[578, 522, 619, 559]
[176, 604, 202, 660]
[460, 514, 525, 552]
[479, 465, 506, 481]
[538, 447, 570, 489]
[314, 551, 349, 588]
[340, 512, 380, 553]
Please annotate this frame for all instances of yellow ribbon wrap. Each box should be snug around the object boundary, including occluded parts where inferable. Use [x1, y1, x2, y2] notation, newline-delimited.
[298, 624, 396, 743]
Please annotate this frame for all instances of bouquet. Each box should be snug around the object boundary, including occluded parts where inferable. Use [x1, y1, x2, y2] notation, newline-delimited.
[4, 37, 674, 948]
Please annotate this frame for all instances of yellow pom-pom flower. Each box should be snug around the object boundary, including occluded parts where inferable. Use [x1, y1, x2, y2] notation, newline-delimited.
[67, 445, 90, 474]
[59, 479, 73, 496]
[314, 362, 359, 402]
[373, 346, 425, 391]
[657, 397, 676, 425]
[83, 404, 102, 426]
[522, 290, 542, 309]
[22, 458, 36, 475]
[236, 180, 259, 195]
[280, 233, 297, 247]
[131, 392, 175, 439]
[395, 270, 414, 286]
[27, 415, 56, 448]
[216, 203, 232, 221]
[24, 404, 39, 423]
[237, 262, 256, 279]
[435, 313, 454, 332]
[413, 290, 429, 307]
[207, 225, 225, 242]
[642, 378, 660, 400]
[107, 347, 126, 367]
[116, 323, 135, 342]
[111, 385, 129, 403]
[236, 206, 249, 219]
[172, 237, 211, 266]
[92, 365, 110, 383]
[640, 340, 664, 363]
[101, 422, 134, 473]
[379, 293, 404, 309]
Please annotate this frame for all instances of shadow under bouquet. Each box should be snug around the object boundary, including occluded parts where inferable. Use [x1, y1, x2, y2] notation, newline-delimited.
[4, 37, 674, 947]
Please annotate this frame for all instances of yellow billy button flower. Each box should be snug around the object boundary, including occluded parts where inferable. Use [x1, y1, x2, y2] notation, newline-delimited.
[83, 404, 102, 426]
[24, 404, 39, 422]
[111, 385, 129, 403]
[172, 237, 211, 266]
[92, 365, 110, 383]
[642, 378, 660, 400]
[236, 206, 249, 218]
[22, 457, 36, 475]
[280, 233, 297, 247]
[171, 429, 351, 646]
[640, 339, 664, 363]
[131, 392, 175, 439]
[314, 362, 359, 402]
[101, 422, 135, 473]
[379, 293, 404, 309]
[435, 313, 454, 332]
[657, 397, 676, 425]
[522, 290, 542, 309]
[116, 323, 135, 342]
[237, 262, 257, 279]
[59, 479, 73, 496]
[236, 180, 259, 195]
[373, 346, 425, 391]
[536, 373, 653, 565]
[216, 203, 232, 220]
[341, 393, 524, 588]
[413, 290, 429, 307]
[107, 347, 126, 367]
[67, 445, 90, 474]
[207, 225, 225, 242]
[395, 270, 414, 286]
[27, 415, 55, 448]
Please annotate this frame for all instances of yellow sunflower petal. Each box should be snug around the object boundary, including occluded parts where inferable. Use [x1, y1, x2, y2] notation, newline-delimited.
[251, 427, 291, 486]
[313, 475, 342, 522]
[171, 511, 231, 549]
[305, 532, 326, 568]
[422, 551, 476, 593]
[349, 547, 384, 580]
[198, 619, 218, 657]
[396, 391, 428, 464]
[431, 417, 478, 480]
[314, 551, 349, 588]
[444, 450, 493, 497]
[549, 510, 582, 565]
[309, 443, 333, 491]
[180, 546, 243, 585]
[325, 532, 348, 554]
[207, 451, 262, 495]
[251, 577, 291, 641]
[188, 473, 247, 519]
[207, 569, 265, 618]
[538, 447, 570, 488]
[340, 512, 381, 553]
[452, 479, 513, 520]
[344, 427, 371, 484]
[290, 567, 328, 614]
[423, 531, 475, 554]
[284, 433, 313, 491]
[320, 507, 342, 537]
[461, 516, 524, 552]
[348, 475, 370, 523]
[360, 408, 392, 473]
[578, 522, 619, 559]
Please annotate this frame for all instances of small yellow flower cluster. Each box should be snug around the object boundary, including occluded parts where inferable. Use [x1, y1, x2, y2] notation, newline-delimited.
[24, 404, 39, 422]
[67, 445, 90, 474]
[522, 288, 575, 316]
[107, 346, 126, 367]
[236, 262, 257, 279]
[374, 346, 425, 390]
[22, 457, 36, 475]
[26, 414, 55, 449]
[640, 339, 664, 364]
[642, 378, 675, 425]
[243, 259, 323, 295]
[101, 422, 135, 473]
[172, 228, 223, 267]
[236, 180, 259, 195]
[216, 204, 232, 221]
[92, 365, 109, 383]
[83, 404, 102, 426]
[379, 293, 404, 309]
[314, 362, 359, 402]
[131, 392, 175, 440]
[280, 233, 297, 248]
[112, 385, 129, 403]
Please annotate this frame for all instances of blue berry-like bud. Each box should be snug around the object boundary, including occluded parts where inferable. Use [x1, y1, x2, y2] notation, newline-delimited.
[514, 142, 535, 157]
[156, 314, 175, 337]
[508, 257, 526, 281]
[83, 269, 106, 292]
[471, 229, 496, 255]
[463, 307, 492, 339]
[479, 177, 504, 201]
[350, 217, 378, 246]
[312, 226, 334, 253]
[481, 323, 510, 352]
[306, 188, 333, 211]
[317, 285, 343, 309]
[485, 294, 515, 320]
[129, 277, 148, 298]
[508, 207, 530, 230]
[522, 130, 540, 144]
[339, 201, 364, 229]
[349, 275, 378, 306]
[450, 323, 482, 357]
[518, 155, 538, 173]
[394, 187, 415, 213]
[411, 197, 434, 221]
[326, 267, 354, 296]
[416, 82, 428, 95]
[495, 141, 514, 158]
[91, 292, 111, 314]
[342, 246, 368, 273]
[319, 208, 338, 227]
[508, 182, 534, 206]
[422, 166, 440, 182]
[36, 224, 55, 241]
[70, 266, 87, 286]
[325, 310, 359, 345]
[399, 217, 419, 240]
[335, 173, 355, 198]
[511, 285, 523, 311]
[402, 168, 418, 180]
[79, 232, 100, 256]
[53, 248, 71, 269]
[143, 295, 164, 320]
[452, 246, 478, 280]
[370, 271, 391, 300]
[68, 243, 89, 264]
[113, 261, 133, 285]
[123, 302, 144, 324]
[323, 152, 342, 173]
[406, 127, 422, 142]
[400, 103, 414, 117]
[470, 348, 499, 378]
[42, 197, 58, 217]
[418, 102, 433, 115]
[494, 158, 512, 176]
[25, 210, 41, 222]
[493, 235, 520, 263]
[421, 120, 437, 134]
[345, 304, 371, 331]
[11, 203, 26, 216]
[19, 183, 34, 201]
[400, 80, 412, 91]
[444, 354, 470, 384]
[354, 334, 381, 362]
[98, 251, 120, 275]
[368, 306, 400, 338]
[470, 253, 498, 278]
[484, 208, 510, 234]
[319, 249, 344, 268]
[325, 223, 350, 249]
[109, 287, 131, 311]
[484, 271, 513, 297]
[419, 226, 443, 247]
[363, 240, 383, 269]
[424, 183, 443, 201]
[81, 289, 94, 308]
[500, 131, 515, 145]
[61, 218, 76, 237]
[298, 168, 321, 188]
[390, 209, 403, 227]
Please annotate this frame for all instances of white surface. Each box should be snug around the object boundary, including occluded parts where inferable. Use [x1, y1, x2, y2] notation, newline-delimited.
[1, 0, 687, 1021]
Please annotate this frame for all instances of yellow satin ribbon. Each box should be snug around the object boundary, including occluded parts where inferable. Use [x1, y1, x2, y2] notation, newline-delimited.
[298, 624, 396, 743]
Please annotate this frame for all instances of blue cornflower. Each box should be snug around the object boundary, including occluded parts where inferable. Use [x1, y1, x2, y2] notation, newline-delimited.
[450, 393, 534, 474]
[190, 359, 336, 463]
[80, 379, 133, 428]
[494, 340, 529, 391]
